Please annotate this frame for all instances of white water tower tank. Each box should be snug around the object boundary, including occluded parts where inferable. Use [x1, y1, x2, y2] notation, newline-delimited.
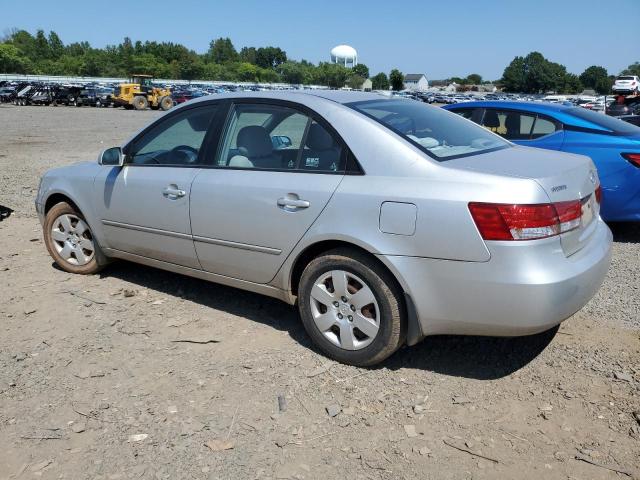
[330, 45, 358, 67]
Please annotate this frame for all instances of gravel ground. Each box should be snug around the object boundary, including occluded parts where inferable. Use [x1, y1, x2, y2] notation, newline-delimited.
[0, 104, 639, 479]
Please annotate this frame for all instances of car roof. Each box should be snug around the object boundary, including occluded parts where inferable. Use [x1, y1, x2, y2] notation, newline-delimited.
[443, 100, 609, 131]
[186, 89, 385, 108]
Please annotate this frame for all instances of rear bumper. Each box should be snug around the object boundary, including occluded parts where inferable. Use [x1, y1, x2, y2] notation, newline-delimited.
[381, 219, 612, 337]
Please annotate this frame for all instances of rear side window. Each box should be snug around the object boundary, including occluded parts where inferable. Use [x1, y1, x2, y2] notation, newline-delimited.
[531, 117, 557, 138]
[216, 103, 345, 172]
[348, 99, 509, 160]
[480, 109, 560, 140]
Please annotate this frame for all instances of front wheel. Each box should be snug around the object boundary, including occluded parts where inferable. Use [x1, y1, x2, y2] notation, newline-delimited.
[298, 248, 405, 366]
[43, 202, 107, 275]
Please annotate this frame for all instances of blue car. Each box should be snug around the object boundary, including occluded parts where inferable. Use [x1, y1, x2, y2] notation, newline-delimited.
[443, 101, 640, 221]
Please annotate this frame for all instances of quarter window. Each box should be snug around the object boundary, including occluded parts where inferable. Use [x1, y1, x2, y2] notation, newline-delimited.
[128, 105, 218, 166]
[217, 104, 344, 172]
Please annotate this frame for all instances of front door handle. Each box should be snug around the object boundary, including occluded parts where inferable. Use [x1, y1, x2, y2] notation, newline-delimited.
[277, 197, 310, 210]
[163, 185, 186, 199]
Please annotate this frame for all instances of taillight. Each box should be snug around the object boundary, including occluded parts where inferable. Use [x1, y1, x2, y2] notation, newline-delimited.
[595, 185, 602, 204]
[469, 201, 582, 241]
[622, 153, 640, 168]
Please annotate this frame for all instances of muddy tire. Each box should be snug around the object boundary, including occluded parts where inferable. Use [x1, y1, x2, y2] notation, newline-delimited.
[298, 248, 406, 366]
[159, 96, 173, 111]
[43, 202, 109, 275]
[132, 96, 148, 110]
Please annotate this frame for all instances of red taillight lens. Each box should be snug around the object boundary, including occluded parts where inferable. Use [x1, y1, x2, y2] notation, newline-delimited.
[622, 153, 640, 168]
[595, 185, 602, 204]
[469, 201, 582, 241]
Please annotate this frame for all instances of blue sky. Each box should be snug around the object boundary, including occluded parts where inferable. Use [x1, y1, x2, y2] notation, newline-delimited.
[2, 0, 637, 80]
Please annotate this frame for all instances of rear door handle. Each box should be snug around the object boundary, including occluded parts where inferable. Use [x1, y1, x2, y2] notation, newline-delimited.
[277, 197, 310, 209]
[163, 185, 186, 199]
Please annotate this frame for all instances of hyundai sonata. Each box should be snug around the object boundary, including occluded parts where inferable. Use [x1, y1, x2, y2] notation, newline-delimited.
[36, 91, 612, 366]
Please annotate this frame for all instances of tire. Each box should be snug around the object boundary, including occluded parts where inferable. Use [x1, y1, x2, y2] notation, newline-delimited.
[159, 96, 173, 111]
[43, 202, 109, 275]
[75, 99, 82, 107]
[298, 248, 406, 366]
[132, 96, 148, 110]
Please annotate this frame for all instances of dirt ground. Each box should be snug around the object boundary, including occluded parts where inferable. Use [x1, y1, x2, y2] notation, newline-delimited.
[1, 104, 639, 480]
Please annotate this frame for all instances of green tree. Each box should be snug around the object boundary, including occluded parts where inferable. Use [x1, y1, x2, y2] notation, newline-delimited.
[347, 74, 365, 90]
[33, 29, 50, 60]
[352, 63, 369, 79]
[278, 61, 305, 84]
[389, 69, 404, 91]
[0, 43, 30, 73]
[208, 37, 237, 63]
[255, 46, 286, 69]
[47, 31, 64, 59]
[620, 62, 640, 77]
[239, 46, 257, 64]
[178, 55, 204, 81]
[371, 72, 389, 90]
[236, 62, 259, 81]
[466, 73, 482, 84]
[579, 66, 610, 94]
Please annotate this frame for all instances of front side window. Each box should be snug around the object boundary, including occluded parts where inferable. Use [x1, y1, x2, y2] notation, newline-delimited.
[347, 99, 508, 160]
[217, 103, 344, 172]
[128, 105, 218, 166]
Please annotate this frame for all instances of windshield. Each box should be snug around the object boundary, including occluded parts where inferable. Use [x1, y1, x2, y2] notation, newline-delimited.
[347, 99, 510, 160]
[567, 107, 640, 135]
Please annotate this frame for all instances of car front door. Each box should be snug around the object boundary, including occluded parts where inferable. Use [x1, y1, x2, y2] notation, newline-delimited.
[479, 108, 565, 150]
[94, 103, 220, 268]
[190, 101, 348, 284]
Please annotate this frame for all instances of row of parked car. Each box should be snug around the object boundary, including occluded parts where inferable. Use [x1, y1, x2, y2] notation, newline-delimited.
[0, 80, 297, 109]
[0, 82, 117, 107]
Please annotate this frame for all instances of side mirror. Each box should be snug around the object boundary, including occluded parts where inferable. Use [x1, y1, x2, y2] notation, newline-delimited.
[99, 147, 124, 166]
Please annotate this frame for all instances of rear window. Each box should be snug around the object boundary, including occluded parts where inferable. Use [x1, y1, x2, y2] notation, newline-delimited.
[617, 76, 635, 81]
[347, 99, 509, 160]
[567, 107, 640, 135]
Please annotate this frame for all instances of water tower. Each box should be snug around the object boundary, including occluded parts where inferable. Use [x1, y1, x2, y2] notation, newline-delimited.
[330, 45, 358, 67]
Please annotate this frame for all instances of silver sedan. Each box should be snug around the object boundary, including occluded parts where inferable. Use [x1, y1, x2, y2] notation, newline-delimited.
[36, 91, 612, 366]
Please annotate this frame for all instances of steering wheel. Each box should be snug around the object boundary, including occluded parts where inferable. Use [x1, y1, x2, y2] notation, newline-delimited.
[171, 145, 199, 164]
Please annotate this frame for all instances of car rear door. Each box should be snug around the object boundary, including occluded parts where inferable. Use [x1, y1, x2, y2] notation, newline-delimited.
[190, 100, 348, 284]
[94, 103, 221, 268]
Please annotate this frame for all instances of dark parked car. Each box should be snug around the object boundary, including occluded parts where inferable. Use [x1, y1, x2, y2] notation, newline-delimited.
[77, 87, 114, 107]
[52, 86, 83, 106]
[619, 115, 640, 127]
[0, 86, 16, 103]
[606, 100, 640, 117]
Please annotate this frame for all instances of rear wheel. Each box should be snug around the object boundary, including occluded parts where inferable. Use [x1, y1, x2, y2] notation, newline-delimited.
[132, 96, 148, 110]
[43, 202, 108, 275]
[298, 248, 405, 366]
[159, 96, 173, 111]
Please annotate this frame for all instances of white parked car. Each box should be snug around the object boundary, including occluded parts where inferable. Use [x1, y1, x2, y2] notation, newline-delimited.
[612, 76, 640, 94]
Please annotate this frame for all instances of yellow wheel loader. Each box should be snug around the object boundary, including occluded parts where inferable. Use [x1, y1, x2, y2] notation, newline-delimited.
[113, 74, 173, 111]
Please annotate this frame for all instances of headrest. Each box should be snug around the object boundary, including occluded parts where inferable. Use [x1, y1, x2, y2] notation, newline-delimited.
[306, 123, 334, 150]
[483, 110, 500, 128]
[187, 111, 211, 132]
[237, 125, 273, 158]
[505, 113, 520, 132]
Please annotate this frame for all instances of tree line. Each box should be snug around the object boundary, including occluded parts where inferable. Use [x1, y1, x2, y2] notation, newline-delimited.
[0, 29, 638, 94]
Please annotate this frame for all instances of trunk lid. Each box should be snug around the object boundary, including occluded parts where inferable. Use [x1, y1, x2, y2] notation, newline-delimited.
[447, 145, 599, 256]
